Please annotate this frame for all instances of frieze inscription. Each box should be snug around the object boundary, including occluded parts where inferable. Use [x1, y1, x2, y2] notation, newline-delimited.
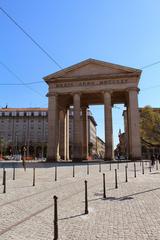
[53, 79, 128, 88]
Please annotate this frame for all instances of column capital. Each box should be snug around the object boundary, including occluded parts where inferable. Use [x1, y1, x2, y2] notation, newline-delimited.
[81, 105, 89, 110]
[46, 92, 58, 97]
[103, 90, 113, 97]
[126, 87, 140, 93]
[71, 92, 82, 96]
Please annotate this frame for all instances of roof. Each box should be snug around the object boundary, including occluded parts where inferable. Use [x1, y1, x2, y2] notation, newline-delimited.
[43, 58, 141, 82]
[0, 108, 48, 112]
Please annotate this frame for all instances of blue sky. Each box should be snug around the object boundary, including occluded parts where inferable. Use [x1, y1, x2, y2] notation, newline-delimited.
[0, 0, 160, 146]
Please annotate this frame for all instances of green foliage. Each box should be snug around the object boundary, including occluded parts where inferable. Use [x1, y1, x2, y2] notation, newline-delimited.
[140, 106, 160, 145]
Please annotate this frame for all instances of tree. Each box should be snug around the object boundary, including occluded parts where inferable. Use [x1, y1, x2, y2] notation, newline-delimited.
[140, 106, 160, 146]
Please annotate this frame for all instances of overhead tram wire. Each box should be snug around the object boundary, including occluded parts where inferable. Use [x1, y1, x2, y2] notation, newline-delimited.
[0, 60, 44, 98]
[0, 5, 160, 87]
[140, 60, 160, 70]
[0, 6, 63, 70]
[1, 57, 160, 92]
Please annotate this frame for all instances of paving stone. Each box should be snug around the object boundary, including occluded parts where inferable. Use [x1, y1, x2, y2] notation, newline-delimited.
[0, 162, 160, 239]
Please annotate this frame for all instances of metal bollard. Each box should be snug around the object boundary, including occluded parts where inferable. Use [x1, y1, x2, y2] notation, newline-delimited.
[125, 165, 128, 182]
[142, 161, 144, 174]
[149, 163, 152, 172]
[2, 168, 5, 185]
[99, 162, 101, 173]
[115, 169, 118, 189]
[73, 164, 75, 177]
[103, 173, 106, 199]
[109, 162, 111, 171]
[140, 161, 141, 166]
[13, 167, 15, 180]
[55, 165, 57, 181]
[156, 160, 158, 170]
[33, 168, 35, 186]
[85, 180, 89, 214]
[87, 163, 89, 175]
[3, 170, 6, 193]
[53, 195, 58, 240]
[134, 163, 136, 178]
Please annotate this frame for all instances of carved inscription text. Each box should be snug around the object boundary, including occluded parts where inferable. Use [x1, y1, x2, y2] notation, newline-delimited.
[53, 79, 128, 88]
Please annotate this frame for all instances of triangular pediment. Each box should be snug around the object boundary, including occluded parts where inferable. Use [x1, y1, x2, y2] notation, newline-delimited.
[44, 58, 141, 81]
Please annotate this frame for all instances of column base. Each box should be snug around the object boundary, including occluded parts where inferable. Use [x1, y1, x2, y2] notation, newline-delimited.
[129, 155, 142, 161]
[72, 157, 82, 162]
[46, 156, 57, 162]
[104, 157, 114, 161]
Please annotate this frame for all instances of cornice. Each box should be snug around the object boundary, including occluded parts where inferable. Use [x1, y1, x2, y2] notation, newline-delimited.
[46, 72, 140, 84]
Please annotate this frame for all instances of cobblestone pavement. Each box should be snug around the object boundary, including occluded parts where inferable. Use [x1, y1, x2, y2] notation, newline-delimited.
[0, 161, 160, 240]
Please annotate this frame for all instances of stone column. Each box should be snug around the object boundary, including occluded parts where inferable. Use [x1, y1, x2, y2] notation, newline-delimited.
[127, 88, 141, 160]
[104, 91, 114, 160]
[73, 93, 82, 162]
[59, 109, 66, 160]
[47, 94, 59, 162]
[82, 106, 88, 160]
[66, 108, 70, 161]
[123, 109, 129, 159]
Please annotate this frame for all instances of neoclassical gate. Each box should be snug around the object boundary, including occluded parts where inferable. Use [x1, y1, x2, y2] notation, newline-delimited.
[43, 58, 142, 162]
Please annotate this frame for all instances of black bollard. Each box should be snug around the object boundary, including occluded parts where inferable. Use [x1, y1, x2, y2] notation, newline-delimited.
[55, 165, 57, 181]
[115, 169, 118, 189]
[13, 167, 15, 180]
[99, 162, 101, 173]
[33, 168, 35, 186]
[156, 160, 158, 170]
[140, 161, 141, 166]
[85, 180, 88, 214]
[103, 173, 106, 199]
[87, 163, 89, 175]
[142, 161, 144, 174]
[125, 165, 128, 182]
[73, 164, 75, 177]
[109, 162, 111, 171]
[3, 170, 6, 193]
[134, 163, 136, 178]
[53, 195, 58, 240]
[149, 162, 152, 173]
[2, 168, 5, 185]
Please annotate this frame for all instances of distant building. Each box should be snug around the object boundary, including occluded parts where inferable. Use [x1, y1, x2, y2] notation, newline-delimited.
[116, 108, 160, 159]
[0, 107, 97, 159]
[96, 136, 105, 158]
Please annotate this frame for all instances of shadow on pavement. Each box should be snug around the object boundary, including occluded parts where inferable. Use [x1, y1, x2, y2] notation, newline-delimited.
[59, 212, 85, 221]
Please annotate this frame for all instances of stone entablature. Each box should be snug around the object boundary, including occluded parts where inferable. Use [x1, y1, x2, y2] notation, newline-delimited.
[52, 79, 129, 88]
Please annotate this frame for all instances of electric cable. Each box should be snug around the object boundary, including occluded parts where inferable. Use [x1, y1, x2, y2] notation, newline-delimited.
[0, 6, 62, 70]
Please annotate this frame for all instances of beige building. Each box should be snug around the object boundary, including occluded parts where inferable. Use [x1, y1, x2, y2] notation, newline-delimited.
[0, 107, 97, 159]
[44, 58, 142, 162]
[0, 108, 48, 158]
[117, 108, 160, 159]
[96, 137, 105, 159]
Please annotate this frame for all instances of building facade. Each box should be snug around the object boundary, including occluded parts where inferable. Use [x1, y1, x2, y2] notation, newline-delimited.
[0, 107, 97, 159]
[96, 137, 105, 159]
[116, 108, 160, 159]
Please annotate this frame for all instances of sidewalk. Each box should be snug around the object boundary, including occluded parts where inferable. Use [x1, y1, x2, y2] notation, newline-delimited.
[0, 161, 159, 239]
